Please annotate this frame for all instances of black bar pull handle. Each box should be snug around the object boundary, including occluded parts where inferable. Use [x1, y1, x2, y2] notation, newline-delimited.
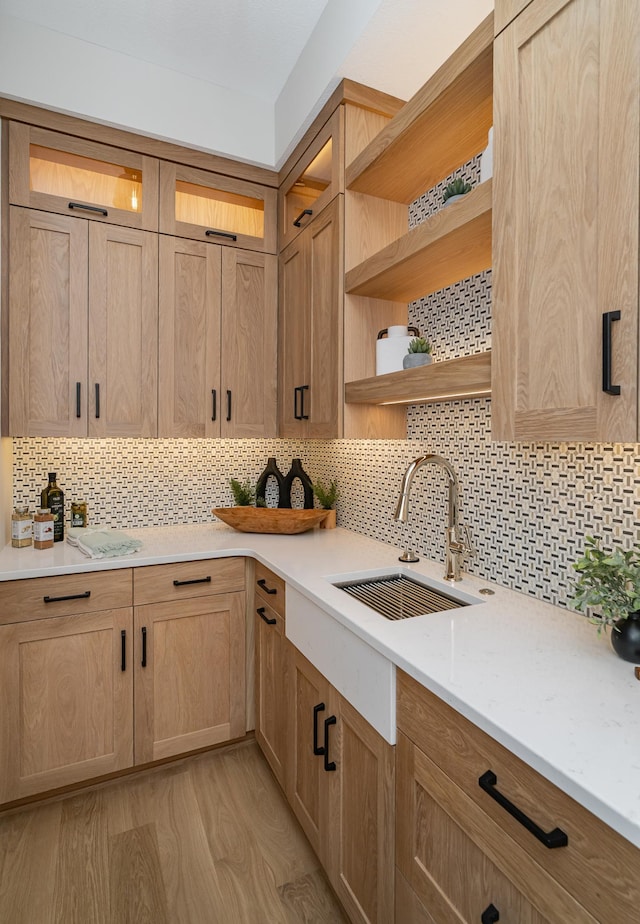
[44, 590, 91, 604]
[293, 208, 313, 228]
[69, 201, 108, 216]
[481, 904, 500, 924]
[313, 703, 326, 755]
[257, 606, 277, 625]
[294, 386, 301, 420]
[257, 578, 277, 595]
[173, 576, 212, 587]
[602, 310, 621, 395]
[323, 715, 337, 771]
[121, 630, 126, 672]
[141, 626, 147, 668]
[205, 229, 238, 242]
[95, 383, 100, 419]
[479, 770, 568, 848]
[300, 384, 309, 420]
[226, 390, 232, 422]
[211, 389, 217, 422]
[76, 382, 82, 418]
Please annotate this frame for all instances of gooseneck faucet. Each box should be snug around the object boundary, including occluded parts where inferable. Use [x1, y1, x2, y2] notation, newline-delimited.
[394, 454, 475, 581]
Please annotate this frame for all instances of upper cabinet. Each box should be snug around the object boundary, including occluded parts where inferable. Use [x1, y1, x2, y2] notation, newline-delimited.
[159, 161, 277, 254]
[491, 0, 640, 442]
[8, 123, 159, 231]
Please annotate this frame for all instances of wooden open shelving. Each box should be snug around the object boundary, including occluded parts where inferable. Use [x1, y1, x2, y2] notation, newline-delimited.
[345, 352, 491, 407]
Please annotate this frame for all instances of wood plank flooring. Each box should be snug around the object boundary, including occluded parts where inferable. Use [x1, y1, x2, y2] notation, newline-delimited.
[0, 740, 349, 924]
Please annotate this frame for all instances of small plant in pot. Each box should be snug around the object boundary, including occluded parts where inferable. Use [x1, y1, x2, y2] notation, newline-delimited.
[570, 535, 640, 663]
[313, 479, 339, 529]
[229, 478, 265, 507]
[442, 177, 472, 207]
[403, 337, 433, 369]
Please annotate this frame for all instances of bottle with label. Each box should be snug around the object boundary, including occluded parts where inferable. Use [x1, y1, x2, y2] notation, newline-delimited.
[71, 500, 88, 528]
[11, 506, 33, 548]
[34, 508, 54, 549]
[41, 472, 64, 542]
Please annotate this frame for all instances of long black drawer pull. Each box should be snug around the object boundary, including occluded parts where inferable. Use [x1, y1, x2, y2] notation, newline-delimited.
[323, 715, 337, 771]
[602, 310, 621, 395]
[257, 606, 276, 625]
[300, 384, 309, 420]
[313, 703, 325, 756]
[121, 630, 126, 672]
[478, 770, 568, 848]
[44, 591, 91, 604]
[294, 386, 302, 420]
[481, 904, 500, 924]
[95, 383, 100, 419]
[205, 228, 238, 241]
[257, 578, 277, 595]
[173, 576, 212, 587]
[76, 382, 82, 418]
[226, 390, 232, 422]
[69, 201, 108, 216]
[211, 389, 217, 422]
[293, 208, 312, 228]
[141, 626, 147, 668]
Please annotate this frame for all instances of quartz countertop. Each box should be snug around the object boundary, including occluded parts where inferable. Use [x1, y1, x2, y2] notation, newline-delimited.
[1, 522, 639, 849]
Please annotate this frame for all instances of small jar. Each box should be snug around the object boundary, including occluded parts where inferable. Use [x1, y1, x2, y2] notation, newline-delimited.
[34, 507, 54, 550]
[71, 500, 88, 528]
[11, 506, 33, 548]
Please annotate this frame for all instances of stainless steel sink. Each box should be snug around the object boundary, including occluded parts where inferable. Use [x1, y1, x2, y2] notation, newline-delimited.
[332, 571, 479, 621]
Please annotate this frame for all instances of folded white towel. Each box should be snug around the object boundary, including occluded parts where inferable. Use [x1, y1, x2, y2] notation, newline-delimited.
[67, 527, 142, 559]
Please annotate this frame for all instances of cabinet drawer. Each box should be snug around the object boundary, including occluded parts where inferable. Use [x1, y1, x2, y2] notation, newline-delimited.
[133, 557, 245, 605]
[254, 562, 285, 618]
[0, 569, 133, 625]
[397, 670, 640, 924]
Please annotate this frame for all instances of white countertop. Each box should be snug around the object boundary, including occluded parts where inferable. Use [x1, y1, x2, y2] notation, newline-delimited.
[1, 522, 639, 850]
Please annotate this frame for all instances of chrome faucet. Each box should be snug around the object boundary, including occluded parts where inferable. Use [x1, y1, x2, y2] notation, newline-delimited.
[394, 454, 475, 581]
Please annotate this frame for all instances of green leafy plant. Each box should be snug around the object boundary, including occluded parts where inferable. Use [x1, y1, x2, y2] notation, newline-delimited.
[571, 535, 640, 630]
[229, 478, 256, 506]
[407, 337, 432, 355]
[442, 177, 472, 202]
[312, 479, 339, 510]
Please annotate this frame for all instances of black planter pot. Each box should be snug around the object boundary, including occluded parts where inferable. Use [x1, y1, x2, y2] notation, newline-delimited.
[611, 611, 640, 664]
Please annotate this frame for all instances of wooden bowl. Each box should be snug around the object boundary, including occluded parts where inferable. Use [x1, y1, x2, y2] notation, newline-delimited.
[212, 507, 329, 534]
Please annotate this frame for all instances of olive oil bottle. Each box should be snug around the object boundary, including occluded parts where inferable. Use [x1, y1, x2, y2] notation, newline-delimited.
[41, 472, 64, 542]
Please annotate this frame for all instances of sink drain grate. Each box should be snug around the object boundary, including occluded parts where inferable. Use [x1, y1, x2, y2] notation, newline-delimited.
[337, 574, 467, 620]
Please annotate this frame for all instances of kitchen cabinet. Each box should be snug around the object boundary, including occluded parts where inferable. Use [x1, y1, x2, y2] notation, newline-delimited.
[254, 562, 288, 789]
[491, 0, 640, 441]
[287, 647, 395, 924]
[7, 206, 158, 437]
[158, 236, 277, 438]
[396, 669, 640, 924]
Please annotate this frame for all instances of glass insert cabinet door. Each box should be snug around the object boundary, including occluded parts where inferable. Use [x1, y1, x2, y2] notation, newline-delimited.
[8, 122, 159, 231]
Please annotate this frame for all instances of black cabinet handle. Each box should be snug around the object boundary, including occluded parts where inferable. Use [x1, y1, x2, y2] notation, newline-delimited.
[121, 630, 126, 672]
[478, 770, 568, 848]
[481, 904, 500, 924]
[173, 576, 212, 587]
[211, 389, 217, 422]
[323, 715, 337, 771]
[205, 229, 238, 241]
[602, 310, 621, 395]
[300, 384, 309, 420]
[226, 390, 232, 422]
[141, 626, 147, 668]
[44, 590, 91, 604]
[293, 208, 313, 228]
[76, 382, 81, 418]
[313, 703, 326, 755]
[95, 383, 100, 419]
[69, 201, 108, 216]
[294, 386, 302, 420]
[257, 578, 277, 595]
[257, 606, 277, 625]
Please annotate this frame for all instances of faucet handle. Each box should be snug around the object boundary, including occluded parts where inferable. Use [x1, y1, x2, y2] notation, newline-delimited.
[456, 523, 476, 558]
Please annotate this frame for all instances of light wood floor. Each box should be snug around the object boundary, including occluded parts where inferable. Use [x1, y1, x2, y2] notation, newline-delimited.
[0, 739, 349, 924]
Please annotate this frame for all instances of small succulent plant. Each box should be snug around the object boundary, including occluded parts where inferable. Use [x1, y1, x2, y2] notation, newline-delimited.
[443, 178, 472, 202]
[312, 479, 339, 510]
[407, 337, 432, 354]
[229, 478, 257, 506]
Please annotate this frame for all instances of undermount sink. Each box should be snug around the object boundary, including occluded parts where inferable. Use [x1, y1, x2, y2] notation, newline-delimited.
[329, 568, 482, 621]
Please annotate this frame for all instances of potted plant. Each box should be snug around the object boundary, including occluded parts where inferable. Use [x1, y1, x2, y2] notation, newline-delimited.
[230, 478, 263, 507]
[313, 479, 339, 529]
[403, 337, 433, 369]
[442, 177, 472, 207]
[571, 535, 640, 663]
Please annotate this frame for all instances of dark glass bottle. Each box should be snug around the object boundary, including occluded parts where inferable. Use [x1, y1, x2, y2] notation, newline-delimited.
[41, 472, 64, 542]
[256, 457, 285, 507]
[280, 458, 314, 509]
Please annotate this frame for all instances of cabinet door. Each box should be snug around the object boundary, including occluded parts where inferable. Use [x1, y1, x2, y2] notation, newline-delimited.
[158, 236, 222, 437]
[88, 223, 158, 437]
[278, 233, 309, 437]
[134, 591, 246, 764]
[254, 598, 288, 788]
[221, 249, 277, 437]
[492, 0, 640, 441]
[0, 609, 133, 803]
[7, 206, 88, 437]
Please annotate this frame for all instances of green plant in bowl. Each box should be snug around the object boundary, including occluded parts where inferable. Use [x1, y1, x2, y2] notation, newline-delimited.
[312, 479, 339, 510]
[571, 535, 640, 630]
[407, 337, 432, 355]
[230, 478, 258, 506]
[442, 178, 472, 203]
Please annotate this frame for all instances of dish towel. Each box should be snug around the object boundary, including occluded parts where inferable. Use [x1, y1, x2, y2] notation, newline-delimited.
[67, 527, 143, 559]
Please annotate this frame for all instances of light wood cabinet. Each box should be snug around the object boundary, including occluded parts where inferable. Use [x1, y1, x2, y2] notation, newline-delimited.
[158, 236, 277, 438]
[254, 563, 288, 789]
[491, 0, 640, 441]
[7, 206, 158, 437]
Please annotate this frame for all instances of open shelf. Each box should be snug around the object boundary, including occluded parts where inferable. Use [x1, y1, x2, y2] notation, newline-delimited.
[344, 352, 491, 406]
[345, 180, 491, 302]
[345, 14, 493, 203]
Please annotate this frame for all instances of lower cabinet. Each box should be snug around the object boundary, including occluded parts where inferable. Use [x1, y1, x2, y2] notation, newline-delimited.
[254, 563, 288, 788]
